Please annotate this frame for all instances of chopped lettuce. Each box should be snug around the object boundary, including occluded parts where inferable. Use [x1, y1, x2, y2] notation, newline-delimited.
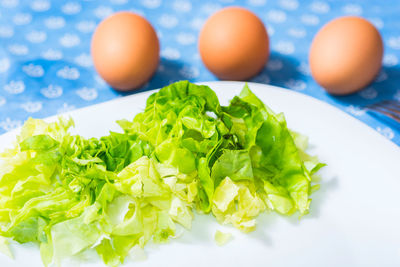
[0, 81, 324, 266]
[0, 236, 13, 259]
[214, 230, 232, 246]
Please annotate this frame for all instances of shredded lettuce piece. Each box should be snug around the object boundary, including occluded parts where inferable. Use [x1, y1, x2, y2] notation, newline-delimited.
[0, 81, 324, 266]
[0, 236, 13, 258]
[214, 230, 232, 246]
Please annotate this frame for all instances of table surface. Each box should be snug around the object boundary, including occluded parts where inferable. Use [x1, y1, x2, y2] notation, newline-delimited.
[0, 0, 399, 145]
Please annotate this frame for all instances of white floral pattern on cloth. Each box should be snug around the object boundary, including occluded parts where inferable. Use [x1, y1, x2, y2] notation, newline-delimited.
[22, 64, 44, 77]
[4, 81, 25, 94]
[13, 13, 32, 25]
[279, 0, 299, 11]
[345, 105, 366, 116]
[376, 127, 395, 140]
[57, 102, 76, 114]
[284, 79, 306, 91]
[0, 58, 10, 73]
[0, 118, 22, 131]
[76, 87, 98, 101]
[0, 26, 14, 38]
[61, 2, 81, 15]
[20, 101, 42, 113]
[31, 0, 51, 12]
[0, 96, 6, 107]
[0, 0, 398, 146]
[40, 84, 63, 98]
[266, 59, 283, 71]
[26, 31, 47, 43]
[8, 44, 29, 55]
[74, 53, 93, 67]
[56, 66, 80, 80]
[41, 49, 63, 60]
[44, 16, 66, 29]
[161, 48, 181, 60]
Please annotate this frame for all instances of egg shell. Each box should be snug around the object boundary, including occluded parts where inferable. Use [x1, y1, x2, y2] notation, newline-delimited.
[198, 7, 269, 80]
[91, 12, 159, 91]
[309, 16, 383, 95]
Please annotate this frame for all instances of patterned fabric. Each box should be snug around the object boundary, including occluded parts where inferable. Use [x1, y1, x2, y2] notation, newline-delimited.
[0, 0, 399, 145]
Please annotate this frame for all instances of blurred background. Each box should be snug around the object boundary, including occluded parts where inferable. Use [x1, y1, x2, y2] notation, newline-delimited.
[0, 0, 399, 144]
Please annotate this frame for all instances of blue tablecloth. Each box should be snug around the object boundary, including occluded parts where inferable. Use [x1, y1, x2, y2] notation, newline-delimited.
[0, 0, 399, 145]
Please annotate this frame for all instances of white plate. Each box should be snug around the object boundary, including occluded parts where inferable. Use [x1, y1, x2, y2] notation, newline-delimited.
[1, 81, 400, 267]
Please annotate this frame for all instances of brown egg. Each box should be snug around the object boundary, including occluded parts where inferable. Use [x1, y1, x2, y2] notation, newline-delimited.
[309, 16, 383, 95]
[91, 12, 159, 91]
[198, 7, 269, 80]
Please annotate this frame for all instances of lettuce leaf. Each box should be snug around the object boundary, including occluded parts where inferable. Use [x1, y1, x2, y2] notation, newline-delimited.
[214, 230, 232, 246]
[0, 81, 324, 266]
[0, 236, 13, 258]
